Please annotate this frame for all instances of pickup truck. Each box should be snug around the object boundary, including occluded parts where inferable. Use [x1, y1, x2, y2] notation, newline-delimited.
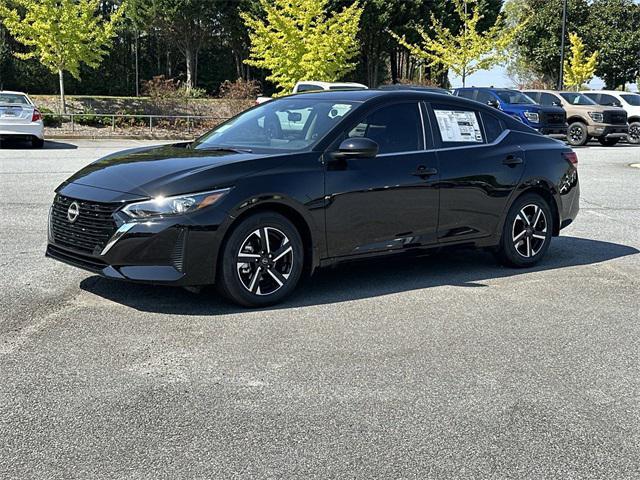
[580, 90, 640, 144]
[453, 87, 567, 136]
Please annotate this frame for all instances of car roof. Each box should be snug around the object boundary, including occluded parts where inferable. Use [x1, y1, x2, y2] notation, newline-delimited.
[295, 81, 368, 89]
[455, 87, 518, 91]
[580, 90, 639, 95]
[0, 90, 29, 95]
[284, 89, 486, 105]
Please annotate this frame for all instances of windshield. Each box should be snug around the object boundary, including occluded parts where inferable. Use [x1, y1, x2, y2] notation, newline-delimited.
[621, 94, 640, 106]
[560, 92, 596, 105]
[195, 99, 357, 152]
[495, 91, 535, 105]
[0, 93, 30, 105]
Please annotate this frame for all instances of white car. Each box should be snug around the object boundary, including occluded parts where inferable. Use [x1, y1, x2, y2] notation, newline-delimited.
[0, 91, 45, 148]
[256, 81, 368, 105]
[581, 90, 640, 144]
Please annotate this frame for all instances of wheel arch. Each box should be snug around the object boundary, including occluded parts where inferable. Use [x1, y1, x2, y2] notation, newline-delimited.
[567, 115, 588, 125]
[627, 115, 640, 124]
[510, 183, 561, 236]
[220, 200, 318, 280]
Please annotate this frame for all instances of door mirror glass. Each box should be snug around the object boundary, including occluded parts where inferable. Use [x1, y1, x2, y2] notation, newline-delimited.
[334, 137, 379, 159]
[487, 99, 500, 109]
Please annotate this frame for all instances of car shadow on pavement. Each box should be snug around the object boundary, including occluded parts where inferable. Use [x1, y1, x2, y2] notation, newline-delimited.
[80, 236, 638, 315]
[0, 139, 78, 149]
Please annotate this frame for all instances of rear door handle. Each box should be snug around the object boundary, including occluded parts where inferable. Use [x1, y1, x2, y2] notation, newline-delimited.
[412, 166, 438, 178]
[503, 155, 523, 166]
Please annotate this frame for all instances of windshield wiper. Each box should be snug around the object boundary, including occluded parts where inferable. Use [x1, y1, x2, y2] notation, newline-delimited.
[197, 145, 253, 154]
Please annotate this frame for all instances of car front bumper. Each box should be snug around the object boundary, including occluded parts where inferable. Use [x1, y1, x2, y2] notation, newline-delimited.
[0, 121, 44, 139]
[587, 124, 628, 138]
[536, 125, 568, 136]
[46, 187, 233, 286]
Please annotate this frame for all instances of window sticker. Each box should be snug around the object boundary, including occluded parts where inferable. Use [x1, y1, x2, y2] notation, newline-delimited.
[434, 110, 483, 143]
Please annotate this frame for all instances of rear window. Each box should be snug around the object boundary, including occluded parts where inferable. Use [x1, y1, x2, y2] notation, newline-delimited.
[481, 112, 504, 143]
[0, 93, 30, 105]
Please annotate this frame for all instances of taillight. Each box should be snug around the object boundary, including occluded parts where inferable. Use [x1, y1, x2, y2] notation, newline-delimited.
[563, 151, 578, 166]
[32, 109, 42, 122]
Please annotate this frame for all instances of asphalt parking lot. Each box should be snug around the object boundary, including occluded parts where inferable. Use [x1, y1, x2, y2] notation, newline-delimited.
[1, 139, 639, 479]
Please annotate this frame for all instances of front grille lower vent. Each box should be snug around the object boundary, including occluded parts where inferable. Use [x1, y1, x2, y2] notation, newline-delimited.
[51, 195, 119, 254]
[171, 229, 187, 272]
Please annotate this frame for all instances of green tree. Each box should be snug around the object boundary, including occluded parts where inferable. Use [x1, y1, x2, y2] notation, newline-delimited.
[389, 0, 523, 87]
[241, 0, 363, 95]
[585, 0, 640, 89]
[508, 0, 590, 87]
[563, 32, 598, 90]
[0, 0, 125, 112]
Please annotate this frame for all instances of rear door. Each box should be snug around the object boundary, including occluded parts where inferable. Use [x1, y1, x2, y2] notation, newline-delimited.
[324, 100, 440, 257]
[427, 102, 525, 242]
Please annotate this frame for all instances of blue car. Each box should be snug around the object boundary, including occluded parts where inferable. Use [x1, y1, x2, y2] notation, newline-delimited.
[453, 87, 567, 135]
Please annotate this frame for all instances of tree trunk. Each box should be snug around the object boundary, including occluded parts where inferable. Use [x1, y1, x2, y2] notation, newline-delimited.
[462, 65, 467, 88]
[58, 69, 66, 114]
[185, 48, 194, 90]
[390, 49, 398, 84]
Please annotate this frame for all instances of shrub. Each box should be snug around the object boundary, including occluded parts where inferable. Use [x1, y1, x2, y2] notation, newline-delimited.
[40, 107, 62, 127]
[218, 78, 262, 99]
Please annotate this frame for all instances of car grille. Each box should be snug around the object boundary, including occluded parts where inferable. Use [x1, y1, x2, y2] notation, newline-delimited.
[46, 244, 108, 272]
[51, 195, 119, 254]
[543, 111, 566, 125]
[603, 110, 627, 125]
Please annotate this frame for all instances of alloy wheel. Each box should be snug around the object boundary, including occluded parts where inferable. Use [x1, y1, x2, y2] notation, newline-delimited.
[511, 204, 548, 258]
[629, 124, 640, 144]
[236, 227, 293, 296]
[569, 125, 584, 144]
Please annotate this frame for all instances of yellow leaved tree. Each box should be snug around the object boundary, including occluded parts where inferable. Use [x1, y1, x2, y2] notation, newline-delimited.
[241, 0, 363, 95]
[563, 33, 598, 91]
[389, 0, 524, 87]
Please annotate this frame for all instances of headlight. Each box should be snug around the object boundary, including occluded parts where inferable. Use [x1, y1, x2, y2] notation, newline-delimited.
[589, 112, 604, 123]
[122, 188, 230, 219]
[524, 111, 540, 123]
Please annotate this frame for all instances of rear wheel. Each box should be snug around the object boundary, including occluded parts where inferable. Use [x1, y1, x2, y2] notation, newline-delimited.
[567, 122, 589, 146]
[32, 136, 44, 148]
[496, 193, 554, 268]
[627, 121, 640, 145]
[217, 212, 304, 307]
[597, 137, 619, 147]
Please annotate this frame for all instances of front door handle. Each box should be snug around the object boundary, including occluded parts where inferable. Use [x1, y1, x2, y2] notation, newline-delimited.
[412, 166, 438, 178]
[503, 155, 524, 166]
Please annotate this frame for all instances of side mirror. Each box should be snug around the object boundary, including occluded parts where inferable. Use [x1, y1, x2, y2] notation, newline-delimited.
[552, 101, 562, 107]
[287, 111, 302, 122]
[333, 137, 378, 159]
[487, 99, 500, 109]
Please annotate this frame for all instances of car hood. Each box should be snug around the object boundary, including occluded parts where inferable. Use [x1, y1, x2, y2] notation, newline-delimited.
[61, 143, 282, 198]
[505, 104, 564, 115]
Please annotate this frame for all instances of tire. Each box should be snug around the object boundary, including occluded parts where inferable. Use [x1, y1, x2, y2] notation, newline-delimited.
[597, 137, 619, 147]
[496, 193, 554, 268]
[567, 122, 589, 146]
[627, 121, 640, 145]
[217, 212, 304, 307]
[32, 137, 44, 148]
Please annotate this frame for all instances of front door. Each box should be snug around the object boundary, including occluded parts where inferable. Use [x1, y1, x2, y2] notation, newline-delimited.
[324, 101, 439, 258]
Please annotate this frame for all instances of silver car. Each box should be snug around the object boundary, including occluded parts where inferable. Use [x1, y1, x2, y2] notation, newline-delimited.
[0, 91, 45, 148]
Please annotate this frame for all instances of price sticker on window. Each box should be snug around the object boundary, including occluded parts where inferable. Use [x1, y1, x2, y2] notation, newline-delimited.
[434, 110, 483, 143]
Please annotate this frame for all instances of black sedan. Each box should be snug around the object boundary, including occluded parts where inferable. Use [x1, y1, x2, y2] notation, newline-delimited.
[46, 90, 580, 307]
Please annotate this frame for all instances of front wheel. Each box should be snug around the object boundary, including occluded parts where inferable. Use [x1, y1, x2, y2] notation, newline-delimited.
[598, 137, 619, 147]
[567, 122, 589, 146]
[496, 193, 554, 268]
[627, 122, 640, 145]
[217, 212, 304, 307]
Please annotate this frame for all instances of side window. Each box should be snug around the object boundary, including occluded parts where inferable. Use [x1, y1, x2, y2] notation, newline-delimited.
[457, 90, 475, 100]
[539, 93, 560, 106]
[476, 90, 494, 105]
[526, 92, 540, 103]
[599, 94, 618, 106]
[432, 105, 484, 145]
[481, 112, 504, 143]
[582, 93, 599, 103]
[347, 102, 423, 154]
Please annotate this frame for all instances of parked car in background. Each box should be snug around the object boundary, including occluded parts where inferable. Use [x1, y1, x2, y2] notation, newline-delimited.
[0, 91, 44, 148]
[580, 90, 640, 144]
[46, 89, 579, 307]
[453, 87, 567, 136]
[524, 90, 628, 147]
[256, 81, 368, 105]
[379, 84, 453, 95]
